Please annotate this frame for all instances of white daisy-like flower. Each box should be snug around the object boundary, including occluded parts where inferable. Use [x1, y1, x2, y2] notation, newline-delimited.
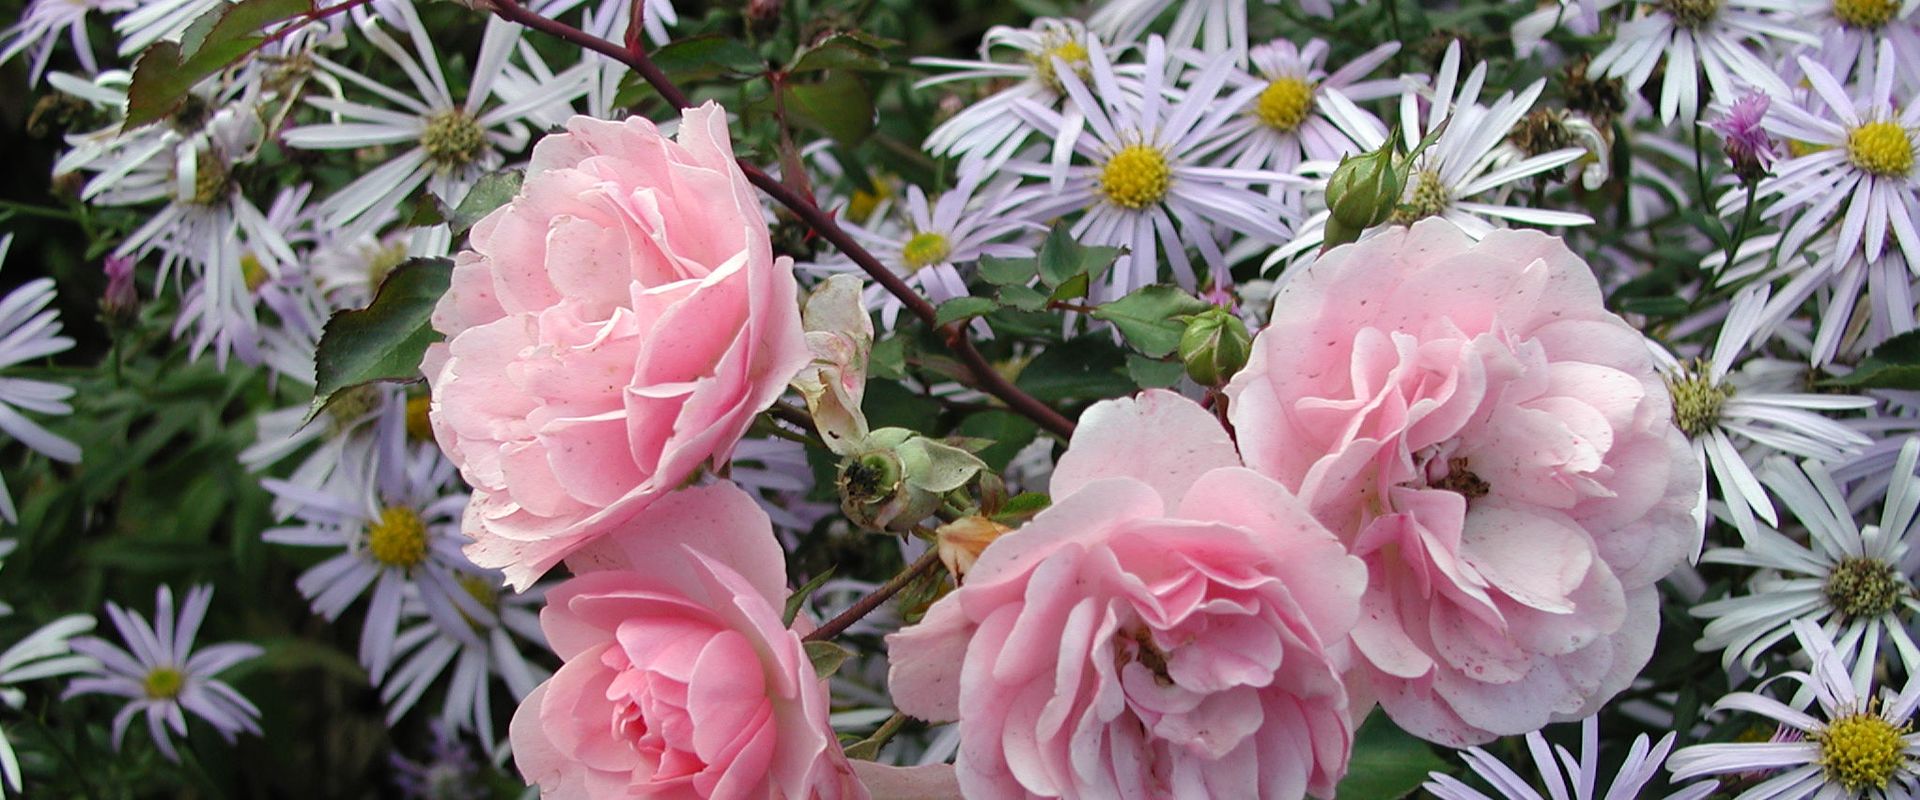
[0, 235, 81, 525]
[1088, 0, 1264, 63]
[1006, 36, 1293, 299]
[281, 4, 586, 232]
[1205, 38, 1398, 179]
[1513, 0, 1615, 58]
[0, 0, 137, 84]
[1424, 714, 1718, 800]
[380, 570, 546, 746]
[1693, 437, 1920, 683]
[169, 183, 322, 367]
[1268, 41, 1593, 266]
[1715, 226, 1920, 366]
[63, 585, 262, 763]
[111, 0, 224, 56]
[1653, 284, 1875, 536]
[1799, 0, 1920, 90]
[1669, 618, 1920, 798]
[1759, 42, 1920, 287]
[536, 0, 679, 47]
[260, 441, 484, 683]
[1589, 0, 1817, 124]
[913, 18, 1131, 165]
[0, 583, 94, 797]
[811, 159, 1038, 329]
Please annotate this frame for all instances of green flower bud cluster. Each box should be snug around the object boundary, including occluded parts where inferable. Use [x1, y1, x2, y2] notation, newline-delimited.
[1178, 307, 1252, 387]
[1320, 124, 1446, 251]
[836, 428, 988, 532]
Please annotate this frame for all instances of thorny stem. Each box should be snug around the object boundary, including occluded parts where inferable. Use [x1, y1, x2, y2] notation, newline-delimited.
[483, 0, 1076, 438]
[803, 546, 942, 642]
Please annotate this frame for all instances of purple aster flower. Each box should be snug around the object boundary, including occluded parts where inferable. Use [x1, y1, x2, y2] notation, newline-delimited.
[1709, 90, 1778, 184]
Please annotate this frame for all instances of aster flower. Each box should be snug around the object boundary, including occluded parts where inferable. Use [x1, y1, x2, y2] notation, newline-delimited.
[1652, 285, 1875, 537]
[1424, 714, 1718, 800]
[111, 0, 224, 56]
[281, 4, 586, 232]
[1087, 0, 1263, 63]
[1692, 437, 1920, 683]
[0, 0, 137, 84]
[0, 606, 94, 797]
[1588, 0, 1817, 124]
[1711, 90, 1781, 182]
[809, 159, 1038, 329]
[1758, 42, 1920, 286]
[0, 235, 81, 525]
[913, 18, 1130, 164]
[260, 442, 485, 683]
[63, 585, 262, 763]
[1668, 618, 1920, 798]
[1006, 36, 1294, 299]
[1206, 38, 1399, 179]
[1801, 0, 1920, 90]
[380, 571, 546, 746]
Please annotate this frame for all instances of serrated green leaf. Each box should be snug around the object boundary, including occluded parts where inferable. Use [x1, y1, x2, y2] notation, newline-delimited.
[1091, 285, 1211, 358]
[791, 33, 891, 73]
[1015, 337, 1134, 403]
[1335, 712, 1448, 799]
[784, 72, 875, 145]
[1126, 354, 1185, 388]
[998, 283, 1048, 312]
[978, 255, 1036, 286]
[450, 169, 522, 234]
[1824, 329, 1920, 389]
[869, 335, 907, 380]
[805, 640, 852, 678]
[783, 567, 837, 627]
[1048, 272, 1090, 302]
[994, 492, 1050, 522]
[125, 0, 312, 128]
[1037, 224, 1122, 287]
[955, 411, 1039, 472]
[650, 35, 765, 81]
[311, 258, 452, 416]
[934, 296, 999, 327]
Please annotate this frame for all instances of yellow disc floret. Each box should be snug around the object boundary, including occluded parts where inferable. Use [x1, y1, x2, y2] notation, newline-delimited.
[1834, 0, 1899, 29]
[404, 394, 434, 442]
[1098, 145, 1172, 210]
[421, 109, 487, 170]
[1824, 556, 1906, 620]
[901, 231, 952, 271]
[143, 666, 185, 700]
[1662, 0, 1722, 27]
[1389, 169, 1451, 224]
[366, 506, 429, 570]
[1254, 77, 1315, 133]
[1666, 365, 1731, 438]
[1818, 711, 1910, 792]
[1847, 120, 1916, 178]
[1029, 39, 1089, 93]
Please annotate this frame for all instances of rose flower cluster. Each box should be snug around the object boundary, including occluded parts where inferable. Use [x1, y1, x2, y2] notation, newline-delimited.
[421, 102, 1702, 798]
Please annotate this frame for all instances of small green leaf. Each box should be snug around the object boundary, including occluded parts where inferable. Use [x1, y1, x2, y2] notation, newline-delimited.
[1335, 712, 1448, 799]
[998, 283, 1048, 312]
[993, 492, 1051, 523]
[125, 0, 312, 128]
[934, 296, 999, 328]
[1091, 285, 1212, 358]
[1037, 224, 1122, 287]
[311, 258, 452, 416]
[650, 35, 765, 81]
[791, 33, 891, 73]
[869, 335, 907, 380]
[978, 255, 1037, 286]
[783, 567, 837, 627]
[1126, 354, 1185, 388]
[784, 72, 875, 145]
[405, 192, 449, 228]
[956, 411, 1040, 472]
[805, 640, 852, 679]
[450, 169, 522, 234]
[1825, 329, 1920, 389]
[1016, 337, 1134, 403]
[1048, 272, 1090, 303]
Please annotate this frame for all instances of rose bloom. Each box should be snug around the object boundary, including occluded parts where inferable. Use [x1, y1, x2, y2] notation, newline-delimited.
[508, 482, 867, 799]
[424, 103, 809, 589]
[889, 390, 1367, 798]
[1226, 219, 1702, 747]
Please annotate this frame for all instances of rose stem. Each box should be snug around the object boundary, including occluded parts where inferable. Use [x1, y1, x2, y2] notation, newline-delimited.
[802, 546, 942, 642]
[482, 0, 1076, 438]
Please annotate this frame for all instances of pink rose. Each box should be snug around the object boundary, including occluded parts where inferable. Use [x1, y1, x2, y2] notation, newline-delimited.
[888, 390, 1367, 798]
[508, 482, 867, 799]
[1225, 219, 1702, 747]
[424, 104, 809, 589]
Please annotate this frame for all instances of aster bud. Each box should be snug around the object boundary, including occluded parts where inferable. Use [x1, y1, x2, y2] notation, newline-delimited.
[1177, 307, 1251, 386]
[101, 254, 138, 322]
[934, 516, 1011, 580]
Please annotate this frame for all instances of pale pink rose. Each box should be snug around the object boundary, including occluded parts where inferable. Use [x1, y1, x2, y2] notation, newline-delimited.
[508, 482, 867, 799]
[1225, 219, 1703, 747]
[888, 390, 1367, 799]
[423, 103, 809, 589]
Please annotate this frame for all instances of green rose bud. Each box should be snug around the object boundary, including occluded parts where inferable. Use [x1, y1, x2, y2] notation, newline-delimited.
[836, 429, 988, 532]
[1178, 307, 1253, 387]
[1323, 145, 1403, 250]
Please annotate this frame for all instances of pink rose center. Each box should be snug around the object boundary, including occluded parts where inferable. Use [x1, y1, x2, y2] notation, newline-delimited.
[601, 646, 712, 782]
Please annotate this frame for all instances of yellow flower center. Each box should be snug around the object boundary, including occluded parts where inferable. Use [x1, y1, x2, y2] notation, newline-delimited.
[189, 150, 229, 207]
[1788, 139, 1830, 158]
[143, 666, 185, 700]
[366, 506, 429, 569]
[1390, 169, 1451, 224]
[1028, 39, 1090, 93]
[420, 109, 487, 170]
[1847, 120, 1916, 178]
[1818, 711, 1910, 791]
[1662, 0, 1721, 27]
[404, 393, 434, 442]
[1825, 556, 1907, 620]
[325, 384, 381, 430]
[847, 177, 894, 225]
[900, 231, 952, 271]
[1098, 145, 1172, 210]
[240, 252, 269, 292]
[1834, 0, 1899, 28]
[1666, 365, 1731, 438]
[1254, 77, 1316, 133]
[367, 240, 410, 290]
